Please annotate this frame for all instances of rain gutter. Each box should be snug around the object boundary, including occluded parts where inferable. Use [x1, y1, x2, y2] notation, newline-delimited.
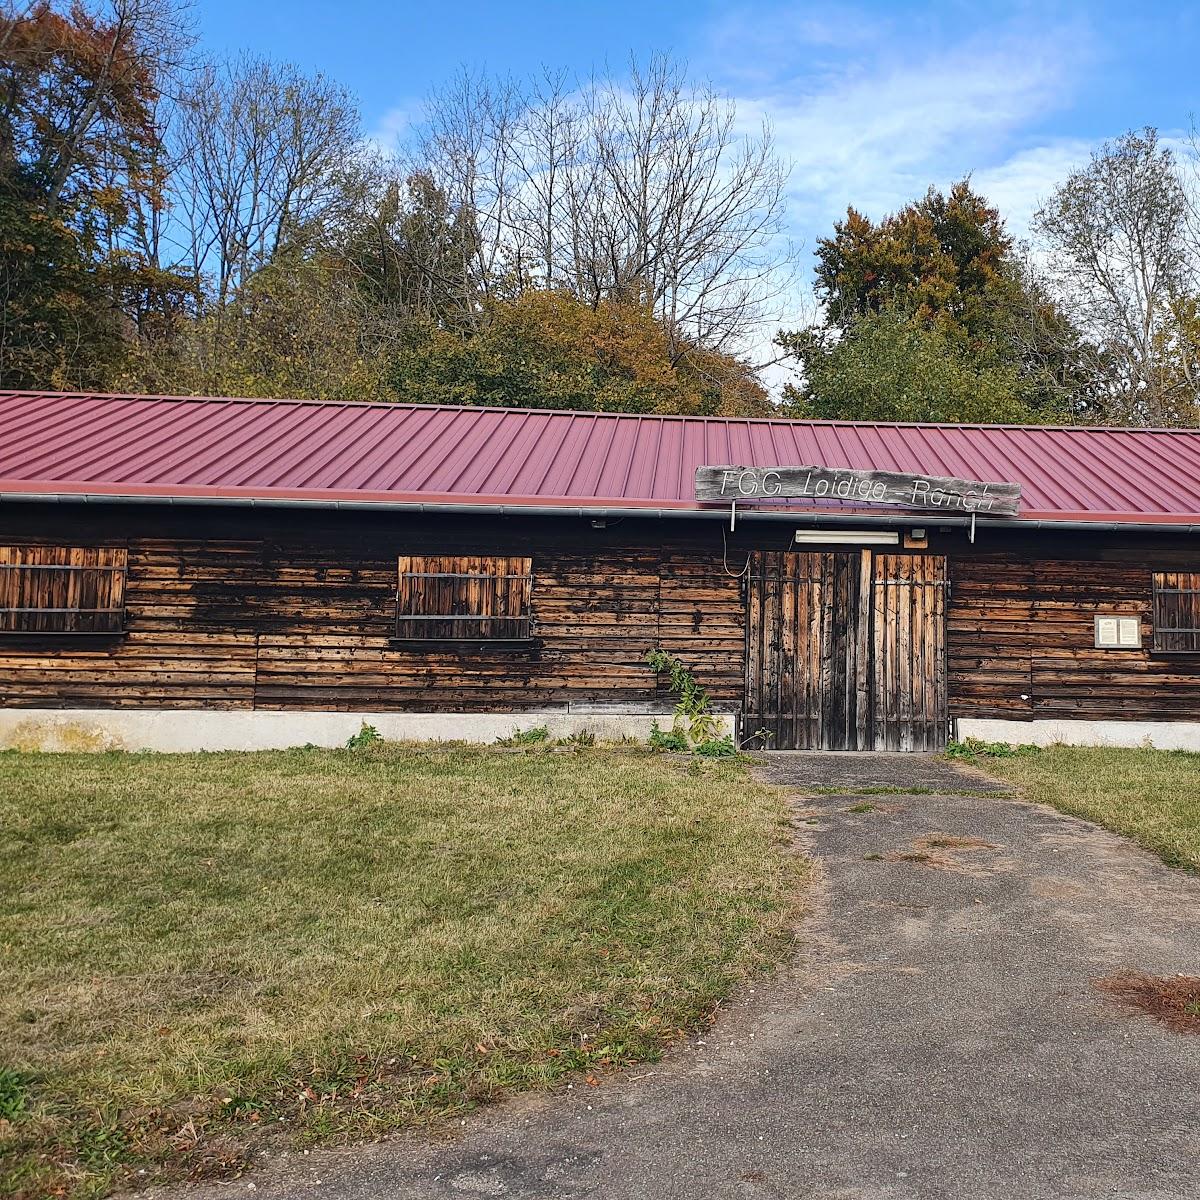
[2, 489, 1199, 534]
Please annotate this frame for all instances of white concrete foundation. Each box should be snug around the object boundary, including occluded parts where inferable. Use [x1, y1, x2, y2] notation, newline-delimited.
[957, 718, 1200, 752]
[0, 708, 736, 753]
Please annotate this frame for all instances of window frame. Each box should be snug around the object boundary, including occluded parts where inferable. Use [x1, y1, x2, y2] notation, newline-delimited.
[392, 555, 535, 645]
[0, 546, 129, 636]
[1151, 571, 1200, 655]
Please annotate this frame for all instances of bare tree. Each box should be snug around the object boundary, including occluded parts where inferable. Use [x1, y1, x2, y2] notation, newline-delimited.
[411, 55, 792, 359]
[171, 54, 362, 309]
[1034, 129, 1199, 425]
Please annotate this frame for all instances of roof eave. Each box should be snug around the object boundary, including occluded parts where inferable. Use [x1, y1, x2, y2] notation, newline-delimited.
[2, 485, 1199, 533]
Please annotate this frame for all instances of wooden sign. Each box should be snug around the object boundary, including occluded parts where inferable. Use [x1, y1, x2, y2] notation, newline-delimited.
[695, 465, 1021, 518]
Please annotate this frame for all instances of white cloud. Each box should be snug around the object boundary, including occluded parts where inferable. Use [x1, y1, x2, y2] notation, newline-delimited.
[730, 30, 1088, 228]
[365, 104, 417, 157]
[368, 6, 1107, 392]
[686, 7, 1100, 376]
[970, 140, 1093, 241]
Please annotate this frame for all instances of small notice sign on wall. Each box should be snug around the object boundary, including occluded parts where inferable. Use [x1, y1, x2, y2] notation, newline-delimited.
[1095, 615, 1142, 648]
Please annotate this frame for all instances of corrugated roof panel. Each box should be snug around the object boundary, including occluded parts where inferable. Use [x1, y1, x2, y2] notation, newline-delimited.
[2, 390, 1200, 524]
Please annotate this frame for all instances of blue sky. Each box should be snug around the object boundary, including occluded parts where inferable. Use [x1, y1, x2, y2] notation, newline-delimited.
[192, 0, 1200, 340]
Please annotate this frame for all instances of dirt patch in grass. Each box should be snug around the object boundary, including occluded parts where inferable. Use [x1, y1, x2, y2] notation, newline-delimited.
[883, 834, 1000, 872]
[845, 801, 908, 815]
[1095, 972, 1200, 1034]
[0, 744, 808, 1198]
[915, 834, 997, 852]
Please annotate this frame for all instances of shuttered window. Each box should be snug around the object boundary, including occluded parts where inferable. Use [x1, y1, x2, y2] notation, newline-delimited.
[395, 556, 533, 641]
[0, 546, 128, 634]
[1152, 571, 1200, 653]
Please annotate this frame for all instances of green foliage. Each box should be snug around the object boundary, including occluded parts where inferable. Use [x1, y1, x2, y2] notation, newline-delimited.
[646, 649, 722, 748]
[555, 730, 596, 749]
[72, 1120, 128, 1171]
[344, 722, 382, 750]
[122, 254, 402, 401]
[389, 290, 772, 416]
[694, 736, 738, 758]
[0, 191, 125, 388]
[0, 2, 191, 390]
[945, 738, 1041, 760]
[496, 725, 550, 746]
[779, 180, 1087, 423]
[780, 307, 1031, 424]
[648, 722, 691, 752]
[0, 1067, 30, 1121]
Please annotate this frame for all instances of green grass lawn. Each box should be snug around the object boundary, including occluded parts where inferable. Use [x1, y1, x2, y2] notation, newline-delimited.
[0, 744, 806, 1199]
[965, 744, 1200, 872]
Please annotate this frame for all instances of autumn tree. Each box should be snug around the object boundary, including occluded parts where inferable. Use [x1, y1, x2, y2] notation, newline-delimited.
[135, 252, 402, 401]
[780, 181, 1089, 423]
[390, 289, 772, 415]
[0, 0, 192, 386]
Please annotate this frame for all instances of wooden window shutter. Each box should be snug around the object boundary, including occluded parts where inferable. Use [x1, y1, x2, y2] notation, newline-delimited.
[395, 555, 533, 641]
[0, 546, 128, 634]
[1152, 571, 1200, 653]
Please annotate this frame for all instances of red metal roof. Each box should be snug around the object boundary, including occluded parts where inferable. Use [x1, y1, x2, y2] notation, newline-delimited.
[2, 390, 1200, 526]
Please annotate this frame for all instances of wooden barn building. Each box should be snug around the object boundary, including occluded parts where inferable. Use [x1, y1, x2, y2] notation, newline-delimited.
[1, 390, 1199, 752]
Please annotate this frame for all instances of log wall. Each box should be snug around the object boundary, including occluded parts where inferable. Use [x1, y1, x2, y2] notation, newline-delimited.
[0, 506, 1197, 723]
[0, 511, 746, 713]
[947, 549, 1200, 722]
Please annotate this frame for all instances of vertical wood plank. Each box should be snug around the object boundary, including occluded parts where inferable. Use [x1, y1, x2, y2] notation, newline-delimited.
[856, 549, 872, 749]
[807, 555, 822, 749]
[745, 551, 763, 741]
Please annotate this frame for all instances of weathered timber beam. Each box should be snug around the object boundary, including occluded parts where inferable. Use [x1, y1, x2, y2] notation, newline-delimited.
[694, 465, 1022, 518]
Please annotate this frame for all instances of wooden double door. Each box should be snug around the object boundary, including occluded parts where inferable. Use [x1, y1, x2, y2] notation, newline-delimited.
[744, 550, 948, 751]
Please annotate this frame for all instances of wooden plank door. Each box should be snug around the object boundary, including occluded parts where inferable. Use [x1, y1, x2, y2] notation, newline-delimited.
[870, 553, 948, 751]
[744, 550, 947, 750]
[744, 550, 871, 750]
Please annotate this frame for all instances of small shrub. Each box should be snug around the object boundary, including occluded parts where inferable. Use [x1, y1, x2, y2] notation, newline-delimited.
[496, 725, 550, 747]
[648, 722, 690, 752]
[694, 735, 737, 758]
[0, 1068, 28, 1122]
[345, 722, 382, 750]
[645, 649, 720, 748]
[556, 730, 596, 749]
[945, 738, 1040, 760]
[741, 726, 776, 750]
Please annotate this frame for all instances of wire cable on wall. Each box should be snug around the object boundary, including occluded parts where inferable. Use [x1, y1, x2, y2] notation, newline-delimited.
[722, 524, 751, 579]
